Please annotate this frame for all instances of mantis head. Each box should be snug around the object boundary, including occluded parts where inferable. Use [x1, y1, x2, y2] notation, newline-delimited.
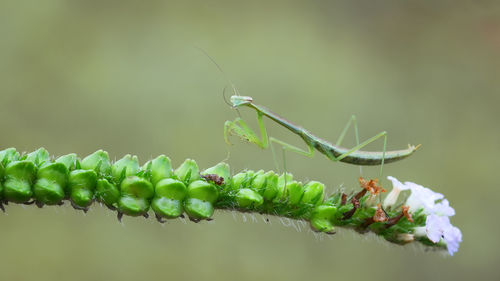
[230, 95, 253, 108]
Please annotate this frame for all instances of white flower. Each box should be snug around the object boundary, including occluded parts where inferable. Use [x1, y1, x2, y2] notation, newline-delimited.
[387, 177, 462, 255]
[404, 181, 445, 214]
[425, 215, 462, 256]
[383, 176, 410, 208]
[431, 199, 455, 217]
[443, 224, 462, 256]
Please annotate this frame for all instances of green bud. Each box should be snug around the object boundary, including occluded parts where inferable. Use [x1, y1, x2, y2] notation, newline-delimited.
[286, 181, 304, 206]
[310, 205, 338, 233]
[111, 155, 139, 183]
[155, 178, 187, 200]
[33, 163, 68, 205]
[273, 173, 294, 203]
[202, 162, 230, 183]
[151, 178, 187, 218]
[120, 176, 155, 198]
[236, 188, 264, 208]
[261, 171, 279, 201]
[231, 170, 254, 190]
[231, 172, 246, 189]
[95, 179, 120, 207]
[187, 180, 218, 203]
[152, 198, 183, 218]
[119, 196, 150, 216]
[174, 159, 200, 184]
[68, 169, 97, 208]
[55, 153, 77, 170]
[3, 160, 36, 203]
[184, 180, 219, 220]
[184, 198, 214, 220]
[0, 148, 19, 164]
[248, 170, 264, 189]
[81, 150, 112, 175]
[26, 148, 50, 167]
[278, 173, 293, 185]
[251, 172, 267, 193]
[118, 176, 154, 216]
[254, 169, 265, 177]
[300, 181, 325, 206]
[148, 155, 173, 186]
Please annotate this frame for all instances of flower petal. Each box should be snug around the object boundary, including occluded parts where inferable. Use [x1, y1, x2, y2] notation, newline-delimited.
[426, 215, 448, 243]
[425, 214, 462, 255]
[405, 181, 444, 214]
[444, 225, 462, 256]
[431, 199, 455, 217]
[384, 176, 410, 208]
[387, 176, 409, 191]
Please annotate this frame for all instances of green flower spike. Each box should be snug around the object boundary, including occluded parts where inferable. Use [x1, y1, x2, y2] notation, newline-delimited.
[0, 147, 462, 255]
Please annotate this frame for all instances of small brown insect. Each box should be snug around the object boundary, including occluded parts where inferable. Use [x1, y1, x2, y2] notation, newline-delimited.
[201, 174, 225, 186]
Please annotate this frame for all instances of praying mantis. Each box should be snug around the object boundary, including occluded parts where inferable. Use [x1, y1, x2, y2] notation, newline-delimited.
[224, 95, 420, 177]
[196, 48, 419, 176]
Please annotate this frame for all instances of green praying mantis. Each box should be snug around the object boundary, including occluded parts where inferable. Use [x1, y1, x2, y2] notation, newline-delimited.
[197, 48, 419, 177]
[224, 95, 420, 177]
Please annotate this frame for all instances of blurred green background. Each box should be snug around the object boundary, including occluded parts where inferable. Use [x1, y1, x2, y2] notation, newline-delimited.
[1, 0, 499, 280]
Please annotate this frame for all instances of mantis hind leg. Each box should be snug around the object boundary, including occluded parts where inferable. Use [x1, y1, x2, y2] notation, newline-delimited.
[336, 115, 363, 175]
[332, 115, 388, 178]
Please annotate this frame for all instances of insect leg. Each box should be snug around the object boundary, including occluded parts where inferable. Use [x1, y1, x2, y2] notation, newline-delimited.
[267, 137, 314, 201]
[269, 137, 315, 158]
[268, 136, 315, 174]
[336, 115, 360, 147]
[269, 137, 315, 196]
[224, 115, 268, 148]
[336, 115, 363, 175]
[380, 133, 387, 178]
[336, 131, 387, 161]
[332, 131, 388, 165]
